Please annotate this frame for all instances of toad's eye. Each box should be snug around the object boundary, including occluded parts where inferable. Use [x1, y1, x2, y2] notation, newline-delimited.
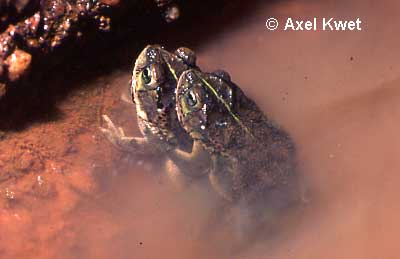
[180, 89, 202, 116]
[186, 90, 197, 107]
[142, 66, 152, 85]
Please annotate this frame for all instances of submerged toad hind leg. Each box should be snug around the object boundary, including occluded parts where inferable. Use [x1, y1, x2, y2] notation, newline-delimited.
[168, 141, 211, 178]
[100, 115, 152, 155]
[209, 169, 234, 202]
[164, 159, 195, 191]
[208, 157, 237, 202]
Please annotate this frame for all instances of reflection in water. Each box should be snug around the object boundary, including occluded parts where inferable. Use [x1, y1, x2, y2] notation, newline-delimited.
[1, 0, 400, 258]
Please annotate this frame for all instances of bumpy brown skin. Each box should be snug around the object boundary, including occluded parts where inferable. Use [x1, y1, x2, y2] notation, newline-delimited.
[101, 46, 211, 183]
[131, 45, 195, 153]
[176, 69, 297, 203]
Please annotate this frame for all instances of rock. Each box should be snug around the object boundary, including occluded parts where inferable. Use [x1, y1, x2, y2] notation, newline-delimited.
[0, 0, 183, 99]
[164, 4, 180, 23]
[4, 49, 32, 82]
[99, 0, 120, 6]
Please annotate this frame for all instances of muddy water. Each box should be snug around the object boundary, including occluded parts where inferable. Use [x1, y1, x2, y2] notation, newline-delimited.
[1, 0, 400, 258]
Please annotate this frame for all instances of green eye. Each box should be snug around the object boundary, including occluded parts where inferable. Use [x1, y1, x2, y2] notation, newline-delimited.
[142, 67, 152, 85]
[186, 90, 197, 107]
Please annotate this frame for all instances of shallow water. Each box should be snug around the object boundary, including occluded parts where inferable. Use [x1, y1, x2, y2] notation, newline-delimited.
[1, 0, 400, 258]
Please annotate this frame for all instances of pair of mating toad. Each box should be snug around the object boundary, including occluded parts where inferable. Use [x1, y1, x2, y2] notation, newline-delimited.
[101, 45, 297, 205]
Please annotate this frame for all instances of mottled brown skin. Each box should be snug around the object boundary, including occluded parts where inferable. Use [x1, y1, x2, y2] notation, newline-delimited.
[130, 45, 196, 153]
[101, 46, 211, 184]
[176, 69, 297, 202]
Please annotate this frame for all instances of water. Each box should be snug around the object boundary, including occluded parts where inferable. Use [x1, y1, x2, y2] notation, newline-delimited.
[1, 0, 400, 258]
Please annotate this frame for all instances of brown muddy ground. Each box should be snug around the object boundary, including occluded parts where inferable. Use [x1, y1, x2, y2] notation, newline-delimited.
[1, 0, 400, 258]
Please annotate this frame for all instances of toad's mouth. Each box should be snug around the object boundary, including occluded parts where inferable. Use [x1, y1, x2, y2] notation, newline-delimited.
[136, 86, 165, 111]
[137, 49, 179, 111]
[154, 108, 178, 144]
[138, 103, 176, 144]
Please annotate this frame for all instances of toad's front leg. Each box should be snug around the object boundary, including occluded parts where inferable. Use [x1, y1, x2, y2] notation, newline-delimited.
[100, 115, 156, 156]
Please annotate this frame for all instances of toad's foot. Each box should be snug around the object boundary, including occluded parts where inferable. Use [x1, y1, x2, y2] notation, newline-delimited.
[100, 115, 151, 155]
